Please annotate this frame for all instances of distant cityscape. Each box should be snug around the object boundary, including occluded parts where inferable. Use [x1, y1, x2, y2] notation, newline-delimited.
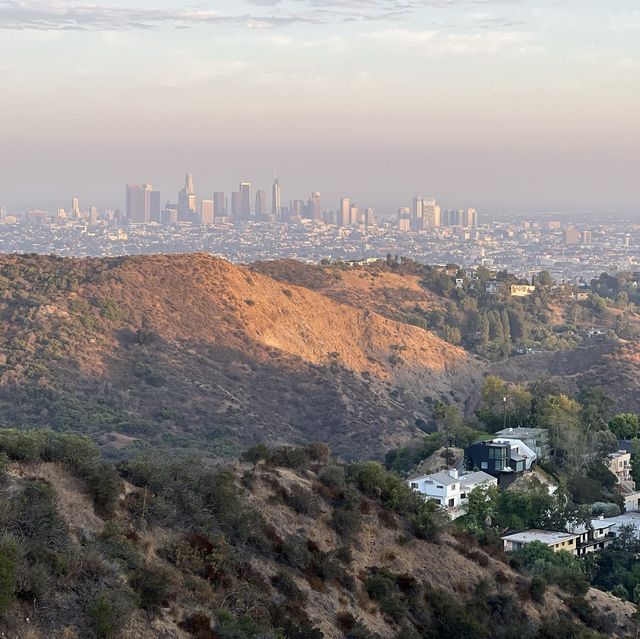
[0, 172, 638, 283]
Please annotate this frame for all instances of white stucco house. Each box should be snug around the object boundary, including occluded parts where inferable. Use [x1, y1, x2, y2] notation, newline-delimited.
[408, 468, 497, 519]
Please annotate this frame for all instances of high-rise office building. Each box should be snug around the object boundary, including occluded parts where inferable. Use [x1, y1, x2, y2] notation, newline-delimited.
[255, 190, 267, 216]
[150, 191, 161, 222]
[290, 200, 305, 217]
[239, 182, 251, 219]
[231, 191, 241, 218]
[272, 176, 282, 220]
[364, 208, 377, 229]
[447, 209, 461, 226]
[307, 192, 322, 221]
[412, 196, 423, 220]
[213, 192, 226, 218]
[71, 197, 80, 217]
[161, 208, 178, 225]
[422, 198, 438, 230]
[178, 173, 196, 218]
[338, 198, 351, 228]
[564, 228, 580, 245]
[466, 208, 478, 228]
[200, 200, 214, 225]
[126, 184, 152, 223]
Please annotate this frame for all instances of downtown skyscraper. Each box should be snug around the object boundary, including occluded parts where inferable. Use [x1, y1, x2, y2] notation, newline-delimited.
[126, 184, 152, 223]
[255, 190, 267, 217]
[239, 182, 251, 219]
[272, 176, 282, 220]
[178, 173, 196, 219]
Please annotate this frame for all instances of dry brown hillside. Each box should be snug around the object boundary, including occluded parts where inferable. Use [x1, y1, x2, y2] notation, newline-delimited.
[0, 253, 483, 459]
[1, 443, 634, 639]
[250, 259, 446, 322]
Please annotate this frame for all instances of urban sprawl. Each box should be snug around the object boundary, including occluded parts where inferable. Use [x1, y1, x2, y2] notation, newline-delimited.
[1, 173, 637, 282]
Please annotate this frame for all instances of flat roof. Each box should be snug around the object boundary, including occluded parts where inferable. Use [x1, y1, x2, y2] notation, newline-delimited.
[460, 471, 496, 487]
[610, 451, 630, 459]
[598, 512, 640, 537]
[501, 530, 579, 545]
[495, 427, 548, 437]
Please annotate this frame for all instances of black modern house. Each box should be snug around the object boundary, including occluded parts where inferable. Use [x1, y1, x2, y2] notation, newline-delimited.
[465, 441, 526, 488]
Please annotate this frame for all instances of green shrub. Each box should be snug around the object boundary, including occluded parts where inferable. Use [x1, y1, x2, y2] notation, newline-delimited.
[82, 462, 122, 514]
[271, 571, 306, 603]
[129, 565, 175, 614]
[0, 535, 18, 612]
[366, 570, 406, 622]
[87, 588, 136, 639]
[285, 485, 321, 517]
[529, 575, 546, 602]
[331, 505, 363, 538]
[319, 465, 347, 493]
[214, 610, 260, 639]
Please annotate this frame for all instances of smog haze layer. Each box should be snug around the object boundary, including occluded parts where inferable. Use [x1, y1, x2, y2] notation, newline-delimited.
[1, 0, 639, 212]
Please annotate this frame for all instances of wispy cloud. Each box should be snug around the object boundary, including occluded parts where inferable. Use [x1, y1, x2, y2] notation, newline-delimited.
[0, 0, 526, 31]
[366, 27, 540, 55]
[0, 0, 318, 30]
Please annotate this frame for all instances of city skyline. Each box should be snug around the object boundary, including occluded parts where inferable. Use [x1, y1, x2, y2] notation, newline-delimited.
[1, 1, 640, 212]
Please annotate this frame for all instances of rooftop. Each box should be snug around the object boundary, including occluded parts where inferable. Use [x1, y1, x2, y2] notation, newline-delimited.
[610, 450, 631, 460]
[501, 530, 579, 545]
[495, 427, 548, 438]
[460, 471, 496, 487]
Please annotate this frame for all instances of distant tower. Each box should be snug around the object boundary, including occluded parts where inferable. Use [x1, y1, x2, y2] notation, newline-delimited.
[178, 173, 196, 218]
[422, 198, 437, 230]
[71, 197, 80, 217]
[272, 174, 282, 220]
[411, 195, 424, 226]
[200, 200, 214, 225]
[126, 184, 152, 223]
[255, 190, 267, 216]
[338, 197, 351, 228]
[466, 208, 478, 228]
[213, 192, 226, 218]
[307, 192, 322, 221]
[239, 182, 251, 219]
[231, 191, 241, 218]
[150, 191, 161, 222]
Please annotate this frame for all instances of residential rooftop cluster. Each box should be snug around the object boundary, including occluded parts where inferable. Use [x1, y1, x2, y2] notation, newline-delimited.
[408, 428, 640, 557]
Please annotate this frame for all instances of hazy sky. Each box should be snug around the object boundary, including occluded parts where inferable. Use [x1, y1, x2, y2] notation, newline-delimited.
[1, 0, 639, 213]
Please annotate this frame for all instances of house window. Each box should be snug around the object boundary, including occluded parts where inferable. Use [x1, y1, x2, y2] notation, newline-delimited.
[410, 483, 418, 489]
[448, 498, 455, 508]
[461, 493, 467, 499]
[436, 485, 444, 489]
[481, 462, 488, 470]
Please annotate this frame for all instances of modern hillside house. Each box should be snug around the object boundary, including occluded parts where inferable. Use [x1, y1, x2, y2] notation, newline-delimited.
[407, 468, 497, 519]
[494, 427, 550, 460]
[465, 440, 529, 487]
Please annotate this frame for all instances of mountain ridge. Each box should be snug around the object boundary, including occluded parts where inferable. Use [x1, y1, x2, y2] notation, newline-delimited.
[0, 253, 483, 459]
